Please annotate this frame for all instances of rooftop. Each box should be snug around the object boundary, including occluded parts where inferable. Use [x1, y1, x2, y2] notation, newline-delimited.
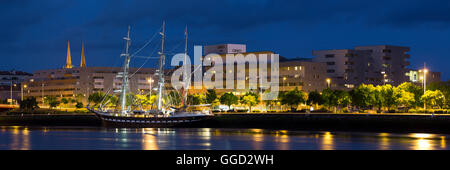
[0, 70, 32, 76]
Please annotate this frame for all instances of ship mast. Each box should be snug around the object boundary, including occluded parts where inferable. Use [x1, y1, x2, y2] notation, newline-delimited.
[120, 26, 131, 114]
[157, 22, 166, 111]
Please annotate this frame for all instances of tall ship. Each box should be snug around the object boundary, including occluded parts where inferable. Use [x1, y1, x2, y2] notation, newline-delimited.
[88, 22, 214, 127]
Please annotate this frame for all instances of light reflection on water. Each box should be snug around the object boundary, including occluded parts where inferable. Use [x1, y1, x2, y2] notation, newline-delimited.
[0, 126, 449, 150]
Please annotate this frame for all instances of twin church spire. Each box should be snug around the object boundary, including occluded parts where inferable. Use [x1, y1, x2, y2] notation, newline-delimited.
[65, 41, 86, 69]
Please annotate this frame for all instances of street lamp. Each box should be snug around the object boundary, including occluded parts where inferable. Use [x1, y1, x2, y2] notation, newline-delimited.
[326, 78, 331, 88]
[380, 71, 389, 85]
[10, 82, 17, 106]
[42, 83, 45, 106]
[148, 78, 154, 96]
[21, 84, 27, 101]
[423, 68, 428, 112]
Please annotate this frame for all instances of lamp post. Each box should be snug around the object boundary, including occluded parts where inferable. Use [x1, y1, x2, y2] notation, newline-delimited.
[10, 81, 16, 106]
[21, 84, 27, 101]
[326, 78, 331, 89]
[42, 83, 45, 106]
[148, 78, 153, 96]
[423, 68, 428, 112]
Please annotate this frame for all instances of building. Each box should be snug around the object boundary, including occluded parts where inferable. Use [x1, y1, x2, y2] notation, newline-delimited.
[23, 42, 160, 106]
[204, 44, 246, 55]
[406, 68, 441, 86]
[313, 45, 410, 89]
[188, 44, 327, 96]
[0, 70, 32, 103]
[0, 70, 33, 86]
[279, 58, 327, 92]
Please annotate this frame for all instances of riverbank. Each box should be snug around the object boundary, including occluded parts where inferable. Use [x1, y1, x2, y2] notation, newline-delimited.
[0, 113, 100, 126]
[2, 112, 450, 133]
[201, 113, 450, 133]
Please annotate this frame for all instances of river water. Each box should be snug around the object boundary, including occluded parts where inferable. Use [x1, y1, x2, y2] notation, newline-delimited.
[0, 126, 448, 150]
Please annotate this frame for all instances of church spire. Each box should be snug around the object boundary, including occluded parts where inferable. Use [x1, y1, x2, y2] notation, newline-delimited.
[80, 41, 86, 67]
[65, 41, 73, 69]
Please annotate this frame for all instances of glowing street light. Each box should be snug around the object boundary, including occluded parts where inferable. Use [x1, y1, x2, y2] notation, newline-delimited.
[10, 82, 16, 106]
[148, 78, 154, 96]
[423, 68, 428, 113]
[21, 84, 27, 101]
[326, 78, 331, 88]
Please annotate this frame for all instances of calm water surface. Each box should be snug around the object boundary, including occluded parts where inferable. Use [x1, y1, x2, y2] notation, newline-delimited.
[0, 126, 449, 150]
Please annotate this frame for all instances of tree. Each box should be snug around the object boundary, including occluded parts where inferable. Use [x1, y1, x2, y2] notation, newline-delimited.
[380, 85, 398, 110]
[168, 91, 181, 106]
[321, 88, 336, 110]
[240, 92, 260, 112]
[394, 88, 415, 107]
[307, 91, 324, 108]
[104, 95, 118, 107]
[61, 98, 69, 105]
[187, 94, 204, 105]
[19, 97, 39, 110]
[75, 102, 84, 109]
[125, 93, 136, 107]
[264, 98, 278, 111]
[428, 81, 450, 108]
[70, 98, 77, 104]
[334, 90, 351, 111]
[350, 84, 376, 110]
[321, 89, 351, 113]
[220, 92, 239, 110]
[88, 92, 105, 106]
[279, 87, 306, 111]
[74, 94, 84, 102]
[44, 96, 60, 109]
[397, 82, 423, 108]
[373, 86, 385, 111]
[211, 99, 221, 108]
[61, 98, 69, 108]
[421, 90, 446, 109]
[205, 89, 217, 104]
[135, 94, 153, 108]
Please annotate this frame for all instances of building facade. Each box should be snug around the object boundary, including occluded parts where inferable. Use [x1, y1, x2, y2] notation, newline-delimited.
[313, 45, 410, 89]
[406, 69, 441, 86]
[0, 70, 32, 103]
[23, 67, 158, 105]
[187, 44, 327, 96]
[22, 42, 161, 106]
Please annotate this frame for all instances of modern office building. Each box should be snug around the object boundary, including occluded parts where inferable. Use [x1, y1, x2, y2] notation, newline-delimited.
[313, 45, 410, 89]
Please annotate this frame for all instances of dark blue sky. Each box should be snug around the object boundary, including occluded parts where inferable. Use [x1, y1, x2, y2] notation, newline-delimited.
[1, 0, 449, 80]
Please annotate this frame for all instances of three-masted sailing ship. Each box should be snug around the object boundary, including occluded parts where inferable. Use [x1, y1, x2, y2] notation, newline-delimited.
[88, 22, 214, 127]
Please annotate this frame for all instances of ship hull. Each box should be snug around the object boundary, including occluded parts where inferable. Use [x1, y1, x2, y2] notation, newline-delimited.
[92, 111, 214, 128]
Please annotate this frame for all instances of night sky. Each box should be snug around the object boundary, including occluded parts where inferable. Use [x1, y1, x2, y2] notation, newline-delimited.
[1, 0, 449, 80]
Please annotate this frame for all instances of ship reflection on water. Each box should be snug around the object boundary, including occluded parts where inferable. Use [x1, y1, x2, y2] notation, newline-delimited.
[0, 126, 449, 150]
